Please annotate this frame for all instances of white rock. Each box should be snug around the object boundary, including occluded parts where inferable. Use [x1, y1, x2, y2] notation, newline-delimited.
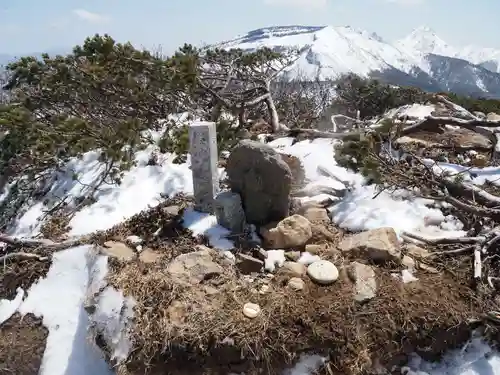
[126, 235, 143, 244]
[307, 260, 339, 285]
[243, 302, 261, 318]
[402, 269, 419, 283]
[222, 251, 236, 264]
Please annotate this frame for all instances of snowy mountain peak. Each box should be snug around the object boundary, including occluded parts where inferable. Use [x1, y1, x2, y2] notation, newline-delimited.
[396, 25, 456, 57]
[410, 25, 437, 36]
[216, 25, 388, 51]
[214, 24, 500, 98]
[215, 24, 424, 81]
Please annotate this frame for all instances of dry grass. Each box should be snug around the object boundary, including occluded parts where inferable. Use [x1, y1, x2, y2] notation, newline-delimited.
[106, 254, 495, 375]
[0, 258, 52, 300]
[91, 194, 205, 261]
[39, 211, 72, 241]
[0, 313, 48, 375]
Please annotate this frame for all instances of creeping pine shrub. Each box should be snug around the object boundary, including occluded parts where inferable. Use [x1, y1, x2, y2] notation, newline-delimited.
[334, 119, 397, 184]
[331, 74, 432, 119]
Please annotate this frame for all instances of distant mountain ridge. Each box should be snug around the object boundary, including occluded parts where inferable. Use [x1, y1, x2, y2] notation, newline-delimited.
[215, 25, 500, 99]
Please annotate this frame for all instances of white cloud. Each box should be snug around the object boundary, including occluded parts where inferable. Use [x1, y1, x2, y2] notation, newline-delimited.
[263, 0, 328, 9]
[72, 9, 110, 24]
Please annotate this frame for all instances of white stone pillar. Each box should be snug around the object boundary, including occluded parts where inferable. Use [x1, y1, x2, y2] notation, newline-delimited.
[188, 121, 219, 213]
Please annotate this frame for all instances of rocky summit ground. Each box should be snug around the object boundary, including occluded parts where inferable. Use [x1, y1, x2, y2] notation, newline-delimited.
[2, 98, 500, 375]
[95, 205, 499, 375]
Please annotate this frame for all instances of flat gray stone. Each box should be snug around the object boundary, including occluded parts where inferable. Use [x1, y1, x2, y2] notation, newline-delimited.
[347, 262, 377, 302]
[102, 241, 136, 261]
[214, 191, 246, 233]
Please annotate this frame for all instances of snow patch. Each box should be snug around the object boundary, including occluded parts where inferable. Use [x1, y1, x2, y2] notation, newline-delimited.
[330, 185, 466, 238]
[18, 245, 112, 375]
[92, 286, 136, 362]
[0, 288, 24, 324]
[265, 249, 286, 272]
[182, 207, 234, 250]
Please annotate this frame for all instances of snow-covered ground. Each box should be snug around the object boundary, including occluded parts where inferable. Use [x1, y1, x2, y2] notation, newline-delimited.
[0, 108, 500, 375]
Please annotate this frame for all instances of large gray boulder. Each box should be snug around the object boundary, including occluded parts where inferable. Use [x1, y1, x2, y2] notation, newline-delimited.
[226, 140, 292, 225]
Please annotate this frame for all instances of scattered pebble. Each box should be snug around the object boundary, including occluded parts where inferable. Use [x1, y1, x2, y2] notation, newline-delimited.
[283, 261, 306, 276]
[243, 302, 261, 318]
[402, 255, 416, 271]
[304, 244, 322, 254]
[288, 277, 305, 291]
[285, 250, 301, 261]
[307, 260, 339, 285]
[259, 284, 271, 294]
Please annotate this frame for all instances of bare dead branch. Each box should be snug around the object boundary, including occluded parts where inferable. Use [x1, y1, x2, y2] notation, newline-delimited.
[0, 252, 49, 264]
[401, 231, 485, 245]
[0, 234, 85, 251]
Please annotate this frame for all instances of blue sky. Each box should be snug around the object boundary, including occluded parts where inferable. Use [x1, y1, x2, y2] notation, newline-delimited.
[0, 0, 497, 55]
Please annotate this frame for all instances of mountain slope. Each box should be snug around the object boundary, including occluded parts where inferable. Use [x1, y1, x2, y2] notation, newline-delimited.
[422, 53, 500, 97]
[217, 25, 500, 98]
[218, 25, 418, 79]
[396, 26, 500, 74]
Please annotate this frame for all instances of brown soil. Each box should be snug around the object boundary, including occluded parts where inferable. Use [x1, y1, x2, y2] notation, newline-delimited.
[105, 250, 498, 375]
[0, 313, 48, 375]
[91, 194, 206, 261]
[0, 258, 52, 300]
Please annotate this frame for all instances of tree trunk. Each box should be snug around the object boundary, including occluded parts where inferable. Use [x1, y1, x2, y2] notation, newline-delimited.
[210, 102, 223, 123]
[264, 99, 279, 133]
[238, 103, 246, 128]
[264, 81, 280, 132]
